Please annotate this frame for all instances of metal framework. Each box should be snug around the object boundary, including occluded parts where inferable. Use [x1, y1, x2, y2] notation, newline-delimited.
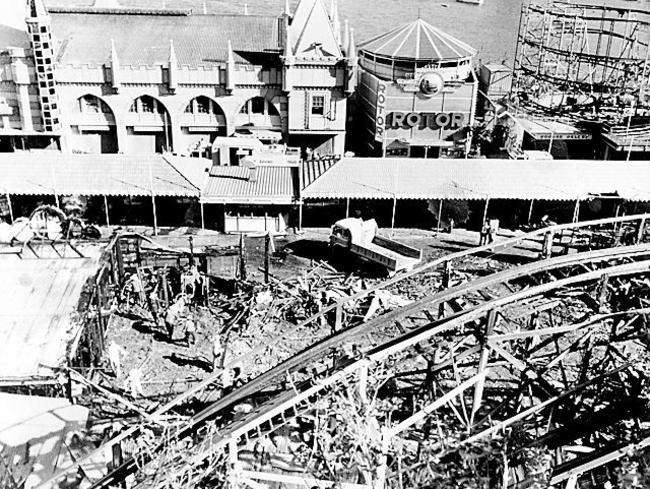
[38, 214, 650, 489]
[513, 1, 650, 114]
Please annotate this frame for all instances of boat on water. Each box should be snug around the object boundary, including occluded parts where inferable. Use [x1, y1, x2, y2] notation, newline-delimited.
[456, 0, 483, 5]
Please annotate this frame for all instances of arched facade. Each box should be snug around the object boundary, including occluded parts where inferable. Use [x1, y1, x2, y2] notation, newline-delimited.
[177, 96, 227, 156]
[235, 96, 283, 140]
[125, 95, 173, 154]
[68, 94, 118, 154]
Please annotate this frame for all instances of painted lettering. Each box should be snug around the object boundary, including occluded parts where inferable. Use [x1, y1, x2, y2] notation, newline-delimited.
[387, 111, 466, 130]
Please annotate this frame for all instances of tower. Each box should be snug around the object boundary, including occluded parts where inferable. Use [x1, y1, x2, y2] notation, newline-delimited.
[25, 0, 61, 132]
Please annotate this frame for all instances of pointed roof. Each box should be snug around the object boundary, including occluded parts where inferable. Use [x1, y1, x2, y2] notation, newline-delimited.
[290, 0, 341, 57]
[168, 39, 177, 64]
[359, 18, 476, 61]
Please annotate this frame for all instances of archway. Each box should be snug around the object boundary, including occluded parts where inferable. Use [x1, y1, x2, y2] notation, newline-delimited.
[235, 96, 282, 141]
[126, 95, 172, 154]
[179, 96, 227, 157]
[70, 95, 118, 153]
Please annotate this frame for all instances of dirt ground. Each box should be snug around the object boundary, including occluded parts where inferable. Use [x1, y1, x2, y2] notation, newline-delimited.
[101, 225, 530, 402]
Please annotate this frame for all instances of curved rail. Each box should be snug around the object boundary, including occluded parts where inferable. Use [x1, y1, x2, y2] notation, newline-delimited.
[39, 213, 650, 489]
[157, 257, 650, 487]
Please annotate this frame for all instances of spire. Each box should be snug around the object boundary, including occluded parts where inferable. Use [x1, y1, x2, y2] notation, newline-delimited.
[243, 4, 249, 15]
[202, 1, 207, 14]
[341, 19, 349, 55]
[291, 0, 342, 58]
[28, 0, 48, 18]
[283, 18, 294, 60]
[347, 26, 357, 61]
[284, 0, 291, 17]
[110, 38, 121, 91]
[330, 0, 340, 45]
[168, 39, 178, 92]
[226, 39, 236, 92]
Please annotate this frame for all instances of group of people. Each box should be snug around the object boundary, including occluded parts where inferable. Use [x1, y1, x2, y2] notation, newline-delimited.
[479, 218, 500, 246]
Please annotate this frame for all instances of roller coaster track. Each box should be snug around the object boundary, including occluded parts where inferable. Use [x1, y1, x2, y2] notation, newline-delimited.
[38, 214, 650, 489]
[140, 250, 650, 489]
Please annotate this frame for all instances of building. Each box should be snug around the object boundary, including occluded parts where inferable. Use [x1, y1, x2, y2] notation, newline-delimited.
[355, 18, 478, 158]
[0, 0, 355, 156]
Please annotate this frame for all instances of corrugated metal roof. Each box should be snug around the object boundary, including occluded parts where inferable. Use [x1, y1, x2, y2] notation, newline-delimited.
[359, 18, 476, 61]
[302, 158, 650, 202]
[203, 165, 298, 204]
[302, 158, 339, 188]
[50, 12, 281, 67]
[0, 152, 199, 197]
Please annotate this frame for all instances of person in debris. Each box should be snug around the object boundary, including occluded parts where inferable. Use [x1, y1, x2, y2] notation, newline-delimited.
[488, 218, 499, 244]
[211, 334, 224, 373]
[125, 367, 144, 398]
[165, 296, 186, 342]
[107, 341, 127, 378]
[479, 220, 490, 246]
[184, 313, 197, 347]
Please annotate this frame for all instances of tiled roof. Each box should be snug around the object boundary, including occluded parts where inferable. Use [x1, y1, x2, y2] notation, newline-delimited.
[203, 165, 298, 204]
[50, 12, 281, 67]
[0, 152, 199, 197]
[359, 18, 476, 61]
[302, 158, 650, 201]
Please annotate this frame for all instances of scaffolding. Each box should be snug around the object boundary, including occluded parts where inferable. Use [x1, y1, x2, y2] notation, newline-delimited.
[513, 1, 650, 117]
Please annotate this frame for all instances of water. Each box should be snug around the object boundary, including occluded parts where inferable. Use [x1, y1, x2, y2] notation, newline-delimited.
[45, 0, 649, 64]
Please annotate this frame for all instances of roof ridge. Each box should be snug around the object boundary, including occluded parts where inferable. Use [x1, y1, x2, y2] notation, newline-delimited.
[161, 154, 202, 193]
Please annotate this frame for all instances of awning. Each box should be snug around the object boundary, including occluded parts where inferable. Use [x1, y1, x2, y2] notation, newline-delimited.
[302, 157, 650, 202]
[0, 152, 200, 197]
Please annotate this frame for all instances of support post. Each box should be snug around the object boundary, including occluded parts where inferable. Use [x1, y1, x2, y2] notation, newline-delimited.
[391, 195, 397, 236]
[572, 199, 580, 223]
[149, 158, 158, 235]
[103, 195, 110, 227]
[637, 217, 646, 244]
[5, 191, 13, 224]
[200, 199, 205, 230]
[151, 195, 158, 236]
[264, 232, 270, 284]
[527, 199, 534, 224]
[239, 233, 247, 281]
[298, 200, 303, 231]
[482, 196, 490, 225]
[345, 197, 350, 218]
[437, 199, 443, 233]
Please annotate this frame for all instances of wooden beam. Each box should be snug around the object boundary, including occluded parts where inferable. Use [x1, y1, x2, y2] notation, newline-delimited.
[471, 309, 497, 425]
[385, 371, 487, 438]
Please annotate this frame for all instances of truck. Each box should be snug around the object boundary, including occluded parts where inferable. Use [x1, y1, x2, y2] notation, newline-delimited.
[329, 218, 423, 274]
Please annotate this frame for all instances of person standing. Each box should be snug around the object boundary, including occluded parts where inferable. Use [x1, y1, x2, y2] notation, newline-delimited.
[211, 334, 224, 373]
[126, 367, 144, 398]
[479, 220, 489, 246]
[107, 341, 127, 378]
[184, 314, 197, 347]
[165, 296, 185, 342]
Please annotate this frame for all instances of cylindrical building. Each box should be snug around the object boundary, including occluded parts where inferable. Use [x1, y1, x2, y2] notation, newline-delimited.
[355, 18, 478, 158]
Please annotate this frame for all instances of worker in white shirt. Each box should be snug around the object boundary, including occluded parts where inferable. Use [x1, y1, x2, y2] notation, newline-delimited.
[107, 341, 127, 378]
[125, 367, 144, 398]
[212, 334, 224, 373]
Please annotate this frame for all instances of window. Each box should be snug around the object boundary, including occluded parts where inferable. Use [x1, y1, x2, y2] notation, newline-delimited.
[251, 97, 265, 115]
[141, 98, 154, 113]
[197, 98, 210, 114]
[311, 95, 325, 115]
